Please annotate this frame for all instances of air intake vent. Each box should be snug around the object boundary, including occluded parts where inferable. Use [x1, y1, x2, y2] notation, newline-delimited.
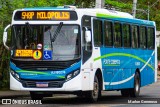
[11, 58, 80, 71]
[21, 80, 64, 88]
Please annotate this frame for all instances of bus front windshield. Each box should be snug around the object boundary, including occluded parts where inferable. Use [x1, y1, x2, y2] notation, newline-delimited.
[11, 24, 80, 61]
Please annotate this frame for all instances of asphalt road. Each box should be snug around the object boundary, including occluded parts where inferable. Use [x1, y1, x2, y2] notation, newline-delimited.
[1, 80, 160, 107]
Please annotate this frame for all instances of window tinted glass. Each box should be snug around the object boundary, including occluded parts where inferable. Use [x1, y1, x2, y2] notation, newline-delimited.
[104, 21, 112, 46]
[147, 27, 155, 49]
[132, 25, 138, 48]
[114, 22, 121, 47]
[123, 24, 130, 47]
[93, 19, 102, 47]
[139, 26, 146, 48]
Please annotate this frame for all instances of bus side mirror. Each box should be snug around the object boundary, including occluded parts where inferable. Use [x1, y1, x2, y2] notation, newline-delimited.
[3, 24, 11, 50]
[85, 30, 91, 43]
[3, 32, 7, 44]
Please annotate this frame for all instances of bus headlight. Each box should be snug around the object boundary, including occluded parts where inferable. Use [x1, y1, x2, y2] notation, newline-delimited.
[66, 69, 80, 81]
[66, 74, 73, 81]
[10, 70, 20, 81]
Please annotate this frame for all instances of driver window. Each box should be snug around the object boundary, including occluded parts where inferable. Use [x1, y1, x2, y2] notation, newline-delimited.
[82, 15, 92, 64]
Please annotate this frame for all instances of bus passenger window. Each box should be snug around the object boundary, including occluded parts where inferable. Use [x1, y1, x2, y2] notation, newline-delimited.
[93, 19, 102, 47]
[147, 27, 155, 49]
[104, 21, 112, 46]
[131, 25, 138, 48]
[114, 22, 121, 47]
[139, 26, 146, 49]
[123, 24, 130, 48]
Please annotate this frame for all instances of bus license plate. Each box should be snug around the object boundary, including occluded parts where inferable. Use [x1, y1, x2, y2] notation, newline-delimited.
[36, 82, 48, 87]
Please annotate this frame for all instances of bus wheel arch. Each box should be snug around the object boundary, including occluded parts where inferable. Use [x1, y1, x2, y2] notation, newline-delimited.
[95, 68, 103, 97]
[85, 68, 103, 102]
[135, 68, 141, 86]
[134, 68, 141, 87]
[121, 68, 141, 97]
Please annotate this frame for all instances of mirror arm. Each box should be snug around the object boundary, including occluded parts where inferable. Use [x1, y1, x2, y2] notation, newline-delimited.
[83, 27, 88, 31]
[4, 24, 11, 32]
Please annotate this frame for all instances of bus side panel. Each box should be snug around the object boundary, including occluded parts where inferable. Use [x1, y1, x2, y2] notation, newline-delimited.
[98, 47, 155, 90]
[118, 69, 134, 89]
[140, 50, 155, 87]
[100, 48, 135, 90]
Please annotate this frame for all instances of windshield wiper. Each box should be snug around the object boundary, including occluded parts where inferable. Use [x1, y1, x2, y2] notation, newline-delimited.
[51, 22, 63, 42]
[25, 22, 37, 41]
[24, 22, 38, 49]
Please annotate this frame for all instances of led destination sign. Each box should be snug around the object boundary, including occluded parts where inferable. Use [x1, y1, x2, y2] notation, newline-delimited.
[22, 11, 70, 20]
[14, 11, 77, 20]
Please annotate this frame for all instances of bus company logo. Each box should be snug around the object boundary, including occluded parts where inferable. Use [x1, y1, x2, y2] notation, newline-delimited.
[2, 99, 11, 104]
[37, 68, 48, 70]
[33, 50, 42, 60]
[51, 71, 66, 75]
[103, 59, 121, 66]
[2, 99, 42, 105]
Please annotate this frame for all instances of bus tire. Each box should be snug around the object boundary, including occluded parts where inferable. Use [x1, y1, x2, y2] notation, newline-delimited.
[121, 89, 130, 97]
[86, 75, 99, 102]
[30, 91, 44, 100]
[130, 72, 140, 97]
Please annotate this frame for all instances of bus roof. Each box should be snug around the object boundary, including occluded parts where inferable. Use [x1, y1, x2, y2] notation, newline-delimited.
[21, 7, 133, 18]
[23, 7, 71, 10]
[14, 7, 155, 26]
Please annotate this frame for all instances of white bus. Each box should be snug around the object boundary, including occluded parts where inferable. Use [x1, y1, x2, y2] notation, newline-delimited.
[3, 6, 157, 102]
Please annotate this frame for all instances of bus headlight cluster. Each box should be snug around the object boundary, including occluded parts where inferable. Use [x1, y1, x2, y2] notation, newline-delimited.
[10, 70, 20, 81]
[66, 69, 80, 81]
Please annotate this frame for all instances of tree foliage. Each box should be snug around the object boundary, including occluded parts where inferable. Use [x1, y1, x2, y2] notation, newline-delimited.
[105, 0, 160, 29]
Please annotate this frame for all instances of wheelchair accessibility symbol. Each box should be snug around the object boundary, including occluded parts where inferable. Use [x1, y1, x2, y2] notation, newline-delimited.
[43, 50, 52, 60]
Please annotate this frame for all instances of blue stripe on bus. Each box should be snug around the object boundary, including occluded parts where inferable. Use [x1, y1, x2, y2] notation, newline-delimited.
[102, 18, 154, 26]
[10, 61, 81, 80]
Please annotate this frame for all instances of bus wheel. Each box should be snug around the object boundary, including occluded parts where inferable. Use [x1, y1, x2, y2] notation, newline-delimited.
[121, 89, 130, 97]
[130, 72, 140, 97]
[86, 75, 99, 102]
[30, 91, 44, 100]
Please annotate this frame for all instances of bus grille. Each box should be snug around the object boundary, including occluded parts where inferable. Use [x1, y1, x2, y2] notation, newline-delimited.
[11, 58, 79, 71]
[21, 80, 64, 88]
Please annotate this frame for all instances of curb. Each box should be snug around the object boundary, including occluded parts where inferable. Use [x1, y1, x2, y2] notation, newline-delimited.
[0, 94, 30, 99]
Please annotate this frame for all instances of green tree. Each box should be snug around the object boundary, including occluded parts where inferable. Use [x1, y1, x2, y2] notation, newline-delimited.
[105, 0, 160, 30]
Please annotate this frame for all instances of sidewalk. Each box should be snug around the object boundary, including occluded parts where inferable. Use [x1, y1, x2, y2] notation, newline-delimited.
[0, 90, 29, 99]
[158, 69, 160, 80]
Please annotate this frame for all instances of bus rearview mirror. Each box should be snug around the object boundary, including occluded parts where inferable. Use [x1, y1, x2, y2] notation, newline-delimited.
[3, 24, 11, 50]
[85, 31, 91, 43]
[3, 32, 7, 43]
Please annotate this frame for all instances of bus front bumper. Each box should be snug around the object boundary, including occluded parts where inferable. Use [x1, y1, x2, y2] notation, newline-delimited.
[10, 73, 82, 91]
